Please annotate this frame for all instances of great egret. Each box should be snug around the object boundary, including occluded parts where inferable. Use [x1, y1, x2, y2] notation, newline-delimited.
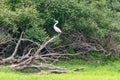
[53, 20, 62, 33]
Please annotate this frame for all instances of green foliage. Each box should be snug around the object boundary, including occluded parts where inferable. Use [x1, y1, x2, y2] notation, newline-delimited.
[107, 0, 120, 12]
[36, 0, 120, 39]
[0, 0, 120, 52]
[53, 37, 61, 45]
[25, 27, 47, 43]
[0, 0, 47, 42]
[106, 0, 120, 41]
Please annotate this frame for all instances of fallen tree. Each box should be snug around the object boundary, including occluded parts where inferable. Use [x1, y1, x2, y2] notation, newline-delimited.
[0, 29, 120, 73]
[0, 32, 73, 73]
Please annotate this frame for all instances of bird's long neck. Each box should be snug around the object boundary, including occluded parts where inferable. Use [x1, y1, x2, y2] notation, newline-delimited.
[54, 21, 59, 28]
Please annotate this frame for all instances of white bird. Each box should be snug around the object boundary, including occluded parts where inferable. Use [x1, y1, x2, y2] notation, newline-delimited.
[53, 20, 62, 33]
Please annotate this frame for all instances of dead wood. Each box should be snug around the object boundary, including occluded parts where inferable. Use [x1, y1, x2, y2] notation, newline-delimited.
[73, 67, 85, 71]
[8, 34, 61, 70]
[0, 32, 23, 64]
[0, 29, 118, 73]
[9, 56, 35, 69]
[39, 70, 69, 74]
[35, 34, 60, 55]
[11, 32, 24, 57]
[17, 48, 34, 63]
[21, 39, 40, 46]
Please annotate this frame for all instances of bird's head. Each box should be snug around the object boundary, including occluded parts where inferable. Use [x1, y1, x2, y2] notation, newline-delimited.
[54, 19, 59, 23]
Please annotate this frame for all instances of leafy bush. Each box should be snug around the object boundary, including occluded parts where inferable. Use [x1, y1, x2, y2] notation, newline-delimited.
[0, 0, 120, 55]
[36, 0, 119, 38]
[0, 0, 47, 42]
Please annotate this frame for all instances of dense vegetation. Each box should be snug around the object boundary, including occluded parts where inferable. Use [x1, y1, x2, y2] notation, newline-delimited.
[0, 0, 120, 73]
[0, 0, 120, 54]
[0, 0, 120, 79]
[1, 0, 120, 38]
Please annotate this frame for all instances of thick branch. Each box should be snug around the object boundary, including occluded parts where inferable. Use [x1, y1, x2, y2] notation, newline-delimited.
[35, 34, 60, 55]
[11, 32, 24, 57]
[9, 56, 34, 69]
[0, 32, 23, 64]
[8, 34, 61, 69]
[21, 38, 40, 46]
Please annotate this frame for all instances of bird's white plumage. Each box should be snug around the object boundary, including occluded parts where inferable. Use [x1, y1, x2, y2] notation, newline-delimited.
[53, 20, 62, 33]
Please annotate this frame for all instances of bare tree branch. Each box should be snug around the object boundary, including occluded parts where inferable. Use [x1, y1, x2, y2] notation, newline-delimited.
[0, 32, 24, 64]
[11, 32, 24, 57]
[21, 39, 40, 46]
[35, 34, 60, 55]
